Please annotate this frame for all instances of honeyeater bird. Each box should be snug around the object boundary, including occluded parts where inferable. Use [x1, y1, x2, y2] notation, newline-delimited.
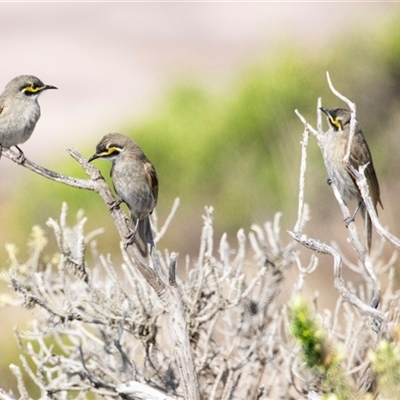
[0, 75, 57, 160]
[320, 107, 382, 252]
[88, 133, 158, 257]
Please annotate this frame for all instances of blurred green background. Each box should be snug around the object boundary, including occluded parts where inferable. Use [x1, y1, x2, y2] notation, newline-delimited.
[3, 15, 400, 259]
[1, 4, 400, 394]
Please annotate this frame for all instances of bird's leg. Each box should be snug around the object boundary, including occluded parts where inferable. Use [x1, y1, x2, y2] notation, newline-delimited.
[108, 198, 123, 211]
[14, 145, 26, 164]
[327, 178, 332, 185]
[125, 218, 140, 247]
[344, 201, 362, 227]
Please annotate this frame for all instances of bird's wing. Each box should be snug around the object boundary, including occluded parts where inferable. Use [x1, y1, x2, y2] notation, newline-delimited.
[350, 132, 382, 209]
[144, 161, 159, 206]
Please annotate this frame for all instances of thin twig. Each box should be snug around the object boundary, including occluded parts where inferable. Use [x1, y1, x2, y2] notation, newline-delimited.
[350, 164, 400, 249]
[326, 71, 356, 167]
[3, 145, 200, 399]
[1, 147, 96, 190]
[293, 78, 386, 323]
[293, 110, 311, 234]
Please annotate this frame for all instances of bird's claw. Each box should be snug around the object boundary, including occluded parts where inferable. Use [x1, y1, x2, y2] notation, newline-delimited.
[124, 234, 135, 249]
[123, 226, 138, 248]
[327, 178, 332, 186]
[108, 199, 123, 211]
[344, 215, 355, 228]
[345, 202, 362, 228]
[14, 146, 26, 164]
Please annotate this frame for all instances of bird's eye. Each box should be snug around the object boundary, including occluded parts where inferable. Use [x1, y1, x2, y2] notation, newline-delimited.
[103, 146, 120, 157]
[22, 84, 41, 95]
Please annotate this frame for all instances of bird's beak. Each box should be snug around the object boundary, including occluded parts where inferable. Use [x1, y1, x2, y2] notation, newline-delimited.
[88, 153, 99, 163]
[42, 84, 58, 91]
[319, 107, 329, 116]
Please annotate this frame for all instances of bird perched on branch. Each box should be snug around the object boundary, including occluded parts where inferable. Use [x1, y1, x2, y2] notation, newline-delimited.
[88, 133, 158, 257]
[320, 107, 382, 252]
[0, 75, 57, 160]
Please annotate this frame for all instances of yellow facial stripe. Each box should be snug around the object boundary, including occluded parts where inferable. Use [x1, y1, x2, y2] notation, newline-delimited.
[101, 146, 119, 156]
[23, 84, 42, 93]
[329, 116, 342, 130]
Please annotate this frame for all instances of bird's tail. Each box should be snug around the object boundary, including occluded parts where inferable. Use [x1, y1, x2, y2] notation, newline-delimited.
[360, 203, 372, 253]
[133, 216, 153, 258]
[365, 212, 372, 254]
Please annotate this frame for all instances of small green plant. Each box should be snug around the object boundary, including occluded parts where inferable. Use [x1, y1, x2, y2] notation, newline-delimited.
[369, 338, 400, 398]
[289, 295, 354, 399]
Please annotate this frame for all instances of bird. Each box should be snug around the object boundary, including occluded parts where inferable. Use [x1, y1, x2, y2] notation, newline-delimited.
[320, 107, 382, 252]
[88, 133, 158, 257]
[0, 75, 57, 160]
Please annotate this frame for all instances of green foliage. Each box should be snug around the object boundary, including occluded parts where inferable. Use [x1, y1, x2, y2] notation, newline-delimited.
[289, 295, 353, 399]
[2, 12, 400, 397]
[4, 13, 400, 258]
[290, 296, 332, 370]
[128, 52, 325, 230]
[369, 339, 400, 398]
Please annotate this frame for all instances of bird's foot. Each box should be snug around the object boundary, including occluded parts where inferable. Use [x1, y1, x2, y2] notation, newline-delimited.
[344, 215, 355, 228]
[344, 202, 362, 228]
[108, 199, 123, 211]
[327, 178, 332, 186]
[123, 229, 137, 248]
[14, 146, 26, 164]
[123, 221, 140, 248]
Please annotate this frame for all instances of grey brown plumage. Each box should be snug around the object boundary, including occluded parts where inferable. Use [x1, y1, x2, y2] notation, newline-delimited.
[320, 107, 382, 252]
[0, 75, 57, 157]
[88, 133, 158, 257]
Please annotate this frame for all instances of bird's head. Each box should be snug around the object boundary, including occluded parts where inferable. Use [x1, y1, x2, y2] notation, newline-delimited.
[5, 75, 57, 101]
[88, 133, 133, 163]
[320, 107, 352, 131]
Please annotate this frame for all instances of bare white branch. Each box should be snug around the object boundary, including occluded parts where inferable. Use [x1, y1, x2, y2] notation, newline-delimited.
[350, 164, 400, 249]
[2, 92, 399, 399]
[117, 381, 177, 399]
[326, 71, 357, 166]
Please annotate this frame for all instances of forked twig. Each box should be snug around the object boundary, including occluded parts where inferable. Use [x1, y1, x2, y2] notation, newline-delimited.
[290, 73, 393, 322]
[1, 144, 200, 400]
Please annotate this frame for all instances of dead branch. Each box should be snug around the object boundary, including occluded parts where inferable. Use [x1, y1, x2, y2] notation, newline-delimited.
[291, 85, 387, 324]
[1, 146, 200, 400]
